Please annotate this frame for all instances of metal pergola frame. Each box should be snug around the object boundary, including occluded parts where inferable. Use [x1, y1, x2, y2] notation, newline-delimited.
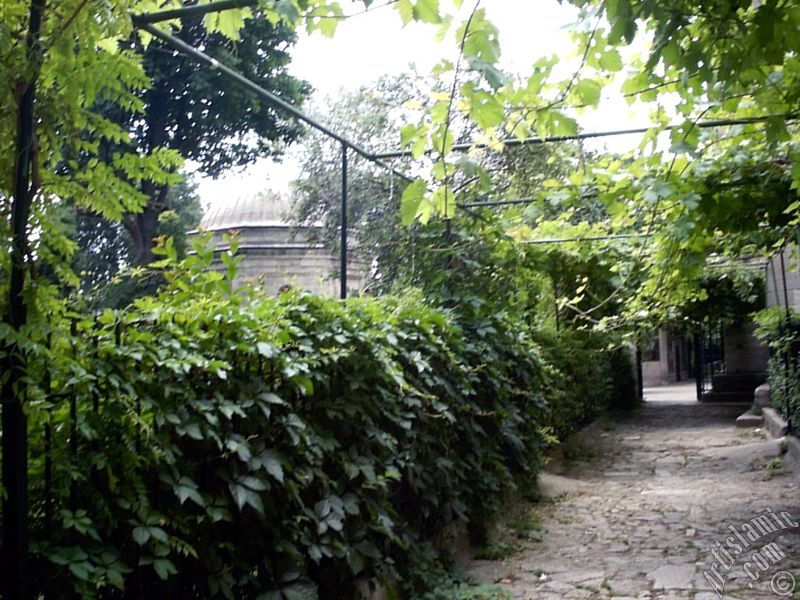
[131, 2, 793, 300]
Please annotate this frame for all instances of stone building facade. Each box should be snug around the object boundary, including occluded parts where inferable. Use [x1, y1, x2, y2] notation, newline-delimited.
[766, 245, 800, 310]
[641, 327, 692, 387]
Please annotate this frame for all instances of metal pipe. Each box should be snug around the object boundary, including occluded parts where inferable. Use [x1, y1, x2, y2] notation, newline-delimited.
[522, 233, 649, 245]
[341, 143, 348, 300]
[694, 328, 703, 401]
[779, 247, 793, 432]
[780, 248, 791, 316]
[43, 334, 52, 538]
[770, 256, 782, 309]
[372, 115, 798, 159]
[552, 274, 560, 332]
[135, 23, 413, 184]
[138, 23, 352, 146]
[457, 198, 537, 208]
[132, 0, 258, 24]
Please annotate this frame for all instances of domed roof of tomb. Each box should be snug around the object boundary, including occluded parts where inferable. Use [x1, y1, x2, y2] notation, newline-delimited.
[200, 191, 294, 232]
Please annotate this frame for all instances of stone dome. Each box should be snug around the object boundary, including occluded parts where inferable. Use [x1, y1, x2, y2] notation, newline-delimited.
[199, 192, 293, 231]
[192, 190, 365, 297]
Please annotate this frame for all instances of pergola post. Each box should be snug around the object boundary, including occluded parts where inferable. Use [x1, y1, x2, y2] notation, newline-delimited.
[341, 143, 348, 300]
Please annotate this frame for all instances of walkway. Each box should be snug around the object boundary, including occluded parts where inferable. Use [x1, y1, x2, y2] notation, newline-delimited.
[468, 384, 800, 599]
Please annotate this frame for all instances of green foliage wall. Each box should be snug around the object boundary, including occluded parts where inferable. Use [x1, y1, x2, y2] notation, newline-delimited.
[22, 261, 550, 597]
[13, 240, 637, 598]
[756, 308, 800, 432]
[534, 329, 638, 439]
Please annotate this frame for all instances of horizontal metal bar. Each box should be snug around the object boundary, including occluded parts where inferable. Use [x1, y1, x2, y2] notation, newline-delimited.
[138, 22, 360, 149]
[131, 0, 258, 25]
[136, 23, 413, 183]
[373, 115, 797, 159]
[706, 261, 769, 269]
[522, 233, 650, 245]
[457, 198, 536, 208]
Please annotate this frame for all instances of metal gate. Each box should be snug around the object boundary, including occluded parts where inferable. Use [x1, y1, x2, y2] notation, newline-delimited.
[694, 322, 725, 401]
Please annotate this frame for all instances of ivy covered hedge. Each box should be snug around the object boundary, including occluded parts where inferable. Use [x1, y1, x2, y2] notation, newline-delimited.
[26, 280, 548, 596]
[756, 307, 800, 432]
[17, 245, 636, 598]
[533, 330, 638, 439]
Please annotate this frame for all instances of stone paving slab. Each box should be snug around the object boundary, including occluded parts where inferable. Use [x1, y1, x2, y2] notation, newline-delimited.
[467, 395, 800, 599]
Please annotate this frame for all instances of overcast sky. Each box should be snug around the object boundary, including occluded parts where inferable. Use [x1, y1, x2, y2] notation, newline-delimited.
[195, 1, 652, 207]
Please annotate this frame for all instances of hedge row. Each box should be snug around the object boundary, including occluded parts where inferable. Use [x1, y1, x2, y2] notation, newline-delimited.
[21, 280, 635, 598]
[754, 308, 800, 432]
[533, 329, 638, 439]
[25, 287, 549, 598]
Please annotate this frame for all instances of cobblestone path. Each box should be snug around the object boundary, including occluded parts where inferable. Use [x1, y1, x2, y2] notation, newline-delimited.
[468, 387, 800, 599]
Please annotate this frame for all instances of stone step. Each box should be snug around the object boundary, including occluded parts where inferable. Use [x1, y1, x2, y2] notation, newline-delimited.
[709, 372, 766, 393]
[700, 390, 754, 403]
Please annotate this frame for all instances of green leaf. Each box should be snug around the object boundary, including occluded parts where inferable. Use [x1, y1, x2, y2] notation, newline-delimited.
[209, 8, 251, 41]
[400, 180, 427, 226]
[257, 342, 277, 357]
[185, 422, 203, 440]
[414, 0, 441, 24]
[317, 5, 344, 37]
[396, 0, 414, 25]
[574, 79, 602, 106]
[469, 92, 505, 130]
[153, 558, 177, 580]
[400, 123, 418, 149]
[132, 527, 150, 546]
[69, 561, 92, 581]
[148, 526, 168, 543]
[177, 483, 205, 507]
[239, 475, 268, 492]
[791, 161, 800, 190]
[598, 48, 623, 72]
[261, 450, 285, 483]
[230, 482, 265, 514]
[275, 0, 300, 22]
[259, 391, 285, 405]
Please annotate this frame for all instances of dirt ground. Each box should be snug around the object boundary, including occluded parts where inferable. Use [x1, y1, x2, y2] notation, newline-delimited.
[467, 384, 800, 599]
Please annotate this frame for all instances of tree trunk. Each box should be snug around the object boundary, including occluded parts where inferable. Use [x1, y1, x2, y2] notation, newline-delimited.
[3, 1, 46, 598]
[123, 82, 170, 265]
[125, 197, 164, 265]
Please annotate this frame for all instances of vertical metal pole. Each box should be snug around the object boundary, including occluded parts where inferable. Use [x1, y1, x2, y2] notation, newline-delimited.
[44, 335, 52, 538]
[708, 326, 715, 392]
[69, 319, 78, 513]
[694, 328, 703, 401]
[3, 2, 45, 597]
[635, 346, 643, 401]
[340, 143, 348, 300]
[770, 257, 781, 310]
[552, 275, 560, 332]
[779, 248, 793, 432]
[780, 249, 791, 315]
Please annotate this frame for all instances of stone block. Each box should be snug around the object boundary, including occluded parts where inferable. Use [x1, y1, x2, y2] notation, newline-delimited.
[763, 407, 789, 438]
[753, 383, 770, 414]
[735, 409, 764, 428]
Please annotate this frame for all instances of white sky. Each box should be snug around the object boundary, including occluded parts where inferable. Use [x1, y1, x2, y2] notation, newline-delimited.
[195, 0, 653, 207]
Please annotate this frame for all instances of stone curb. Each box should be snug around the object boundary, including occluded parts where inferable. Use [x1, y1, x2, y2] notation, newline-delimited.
[763, 406, 789, 438]
[784, 435, 800, 472]
[761, 407, 800, 473]
[735, 409, 764, 428]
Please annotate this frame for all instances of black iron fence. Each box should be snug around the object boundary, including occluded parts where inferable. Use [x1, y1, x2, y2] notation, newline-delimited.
[694, 322, 725, 402]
